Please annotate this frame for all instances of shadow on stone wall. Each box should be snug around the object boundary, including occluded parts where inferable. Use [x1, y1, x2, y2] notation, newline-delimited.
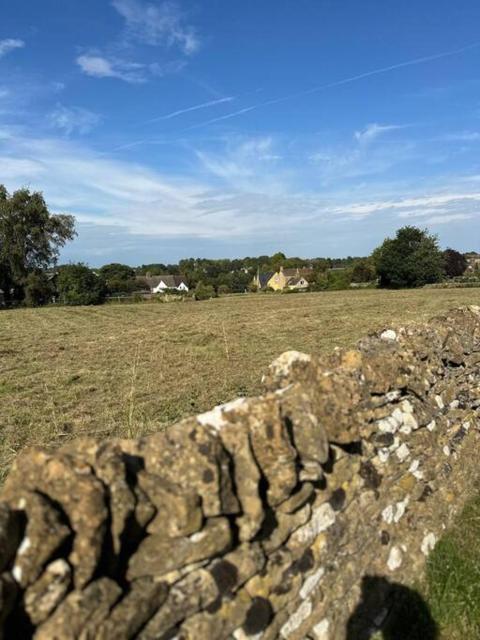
[346, 575, 438, 640]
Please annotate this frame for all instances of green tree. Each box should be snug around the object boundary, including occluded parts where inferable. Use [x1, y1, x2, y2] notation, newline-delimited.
[57, 264, 106, 305]
[351, 259, 376, 283]
[373, 226, 444, 288]
[218, 284, 230, 295]
[99, 263, 135, 281]
[24, 272, 55, 307]
[0, 186, 75, 303]
[99, 263, 137, 294]
[312, 268, 352, 291]
[270, 251, 286, 271]
[194, 281, 216, 301]
[443, 249, 467, 278]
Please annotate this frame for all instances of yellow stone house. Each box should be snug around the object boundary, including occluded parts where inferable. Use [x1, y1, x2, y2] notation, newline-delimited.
[253, 266, 312, 291]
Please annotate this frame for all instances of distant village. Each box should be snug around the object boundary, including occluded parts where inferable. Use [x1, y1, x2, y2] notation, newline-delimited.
[139, 265, 314, 295]
[1, 237, 480, 307]
[136, 251, 480, 296]
[1, 178, 478, 307]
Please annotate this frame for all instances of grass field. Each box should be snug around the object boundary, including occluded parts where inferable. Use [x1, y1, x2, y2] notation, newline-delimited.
[1, 287, 479, 482]
[1, 286, 480, 638]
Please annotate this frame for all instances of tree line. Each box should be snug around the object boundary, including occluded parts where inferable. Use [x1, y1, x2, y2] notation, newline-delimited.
[0, 185, 475, 308]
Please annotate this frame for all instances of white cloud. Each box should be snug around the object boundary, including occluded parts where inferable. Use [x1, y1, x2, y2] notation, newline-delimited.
[112, 0, 200, 54]
[76, 54, 146, 83]
[48, 104, 101, 136]
[76, 1, 200, 84]
[196, 136, 285, 193]
[423, 213, 473, 225]
[309, 140, 416, 183]
[335, 192, 480, 217]
[0, 131, 478, 254]
[354, 123, 405, 145]
[0, 39, 24, 59]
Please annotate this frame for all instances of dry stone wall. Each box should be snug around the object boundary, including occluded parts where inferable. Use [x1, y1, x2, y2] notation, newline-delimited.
[1, 306, 480, 639]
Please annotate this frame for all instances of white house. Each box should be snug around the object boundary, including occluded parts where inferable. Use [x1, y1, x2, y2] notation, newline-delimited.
[141, 275, 189, 294]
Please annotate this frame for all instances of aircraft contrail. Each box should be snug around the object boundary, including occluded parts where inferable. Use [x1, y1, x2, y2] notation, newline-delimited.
[185, 105, 258, 130]
[144, 96, 235, 124]
[189, 41, 480, 129]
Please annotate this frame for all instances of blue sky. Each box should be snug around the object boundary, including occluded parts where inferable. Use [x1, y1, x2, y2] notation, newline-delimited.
[2, 0, 480, 265]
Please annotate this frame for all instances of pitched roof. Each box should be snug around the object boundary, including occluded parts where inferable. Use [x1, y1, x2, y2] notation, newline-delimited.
[138, 275, 188, 289]
[258, 272, 274, 288]
[282, 268, 299, 277]
[287, 276, 309, 286]
[157, 275, 188, 288]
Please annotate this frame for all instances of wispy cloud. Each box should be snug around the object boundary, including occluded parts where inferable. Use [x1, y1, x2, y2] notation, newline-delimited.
[76, 54, 147, 83]
[196, 136, 285, 192]
[112, 0, 200, 54]
[146, 96, 235, 123]
[354, 123, 406, 144]
[423, 213, 473, 224]
[332, 192, 480, 218]
[0, 39, 25, 59]
[0, 129, 478, 261]
[309, 137, 417, 184]
[48, 104, 101, 136]
[77, 1, 200, 83]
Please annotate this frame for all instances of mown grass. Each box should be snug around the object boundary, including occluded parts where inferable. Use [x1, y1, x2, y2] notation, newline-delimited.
[1, 287, 479, 482]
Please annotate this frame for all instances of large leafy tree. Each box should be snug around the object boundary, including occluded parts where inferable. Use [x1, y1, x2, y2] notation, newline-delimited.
[443, 248, 467, 278]
[373, 226, 444, 288]
[0, 185, 76, 303]
[99, 263, 135, 281]
[99, 263, 137, 294]
[57, 264, 106, 305]
[351, 258, 376, 283]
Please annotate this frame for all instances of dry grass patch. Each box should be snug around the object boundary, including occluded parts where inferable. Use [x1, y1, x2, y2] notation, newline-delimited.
[0, 287, 479, 480]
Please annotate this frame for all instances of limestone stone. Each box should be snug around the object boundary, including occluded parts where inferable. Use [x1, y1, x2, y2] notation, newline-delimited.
[263, 351, 314, 391]
[88, 441, 136, 556]
[178, 588, 254, 640]
[34, 577, 122, 640]
[262, 504, 311, 554]
[210, 543, 266, 595]
[278, 386, 330, 466]
[215, 416, 264, 541]
[138, 471, 203, 538]
[10, 491, 70, 587]
[24, 559, 72, 625]
[246, 396, 298, 507]
[278, 483, 314, 514]
[128, 517, 232, 580]
[132, 484, 156, 531]
[138, 569, 218, 639]
[2, 450, 107, 589]
[139, 422, 239, 517]
[96, 578, 168, 640]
